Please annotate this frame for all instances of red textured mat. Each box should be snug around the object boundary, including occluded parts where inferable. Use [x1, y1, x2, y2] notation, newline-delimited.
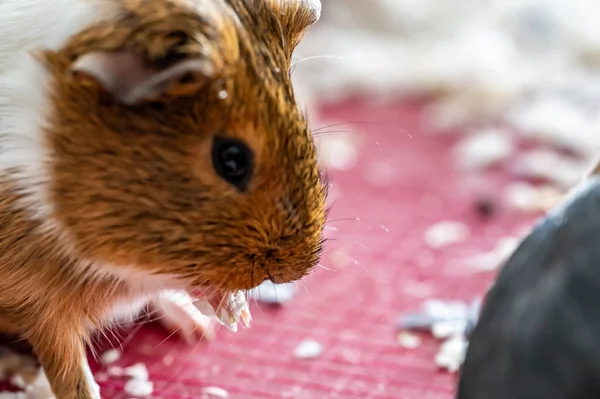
[89, 100, 538, 399]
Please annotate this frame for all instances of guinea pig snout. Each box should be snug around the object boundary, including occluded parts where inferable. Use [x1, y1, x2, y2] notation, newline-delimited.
[246, 244, 317, 284]
[249, 247, 281, 275]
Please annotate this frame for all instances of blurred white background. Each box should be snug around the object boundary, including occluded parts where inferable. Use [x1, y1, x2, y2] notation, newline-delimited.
[293, 0, 600, 189]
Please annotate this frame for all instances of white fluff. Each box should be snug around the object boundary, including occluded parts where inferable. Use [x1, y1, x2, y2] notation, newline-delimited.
[423, 221, 471, 249]
[99, 349, 121, 366]
[453, 128, 515, 170]
[294, 0, 600, 182]
[293, 339, 323, 359]
[511, 149, 588, 188]
[435, 334, 469, 372]
[123, 379, 153, 397]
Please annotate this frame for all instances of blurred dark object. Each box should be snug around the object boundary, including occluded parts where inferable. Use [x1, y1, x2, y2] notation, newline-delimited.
[457, 178, 600, 399]
[474, 196, 497, 218]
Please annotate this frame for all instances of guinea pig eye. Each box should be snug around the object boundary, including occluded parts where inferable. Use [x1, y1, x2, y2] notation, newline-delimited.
[211, 136, 254, 191]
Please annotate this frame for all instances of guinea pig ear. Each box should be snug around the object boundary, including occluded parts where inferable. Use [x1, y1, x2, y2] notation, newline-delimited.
[70, 51, 214, 106]
[269, 0, 321, 56]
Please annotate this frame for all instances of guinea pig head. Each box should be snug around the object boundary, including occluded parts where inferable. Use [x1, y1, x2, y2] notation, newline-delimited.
[40, 0, 327, 291]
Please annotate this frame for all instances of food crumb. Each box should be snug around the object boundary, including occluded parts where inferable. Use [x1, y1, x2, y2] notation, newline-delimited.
[202, 386, 229, 398]
[397, 313, 436, 331]
[431, 321, 469, 339]
[398, 297, 482, 373]
[123, 379, 153, 397]
[123, 363, 149, 381]
[510, 149, 584, 188]
[248, 281, 296, 305]
[469, 236, 520, 271]
[452, 128, 515, 170]
[293, 339, 323, 359]
[435, 334, 469, 372]
[99, 349, 121, 365]
[424, 221, 470, 249]
[397, 332, 421, 349]
[505, 182, 563, 213]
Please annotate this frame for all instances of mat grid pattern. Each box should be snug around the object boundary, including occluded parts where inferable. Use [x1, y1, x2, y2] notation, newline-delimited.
[88, 101, 535, 399]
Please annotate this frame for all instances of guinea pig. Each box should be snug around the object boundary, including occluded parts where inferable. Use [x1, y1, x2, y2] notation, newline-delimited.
[0, 0, 327, 398]
[457, 165, 600, 399]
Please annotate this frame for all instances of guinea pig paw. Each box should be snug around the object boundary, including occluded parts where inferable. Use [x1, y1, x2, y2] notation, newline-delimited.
[151, 290, 217, 344]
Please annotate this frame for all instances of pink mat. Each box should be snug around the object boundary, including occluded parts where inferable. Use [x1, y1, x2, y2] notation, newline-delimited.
[87, 100, 538, 399]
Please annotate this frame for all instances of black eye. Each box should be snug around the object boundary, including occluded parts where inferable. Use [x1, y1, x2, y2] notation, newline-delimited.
[211, 136, 254, 191]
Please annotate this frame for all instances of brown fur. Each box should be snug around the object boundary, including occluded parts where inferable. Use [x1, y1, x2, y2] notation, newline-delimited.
[0, 0, 326, 398]
[0, 179, 128, 398]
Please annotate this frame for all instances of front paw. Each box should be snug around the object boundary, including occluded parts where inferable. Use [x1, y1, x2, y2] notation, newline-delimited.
[151, 290, 216, 344]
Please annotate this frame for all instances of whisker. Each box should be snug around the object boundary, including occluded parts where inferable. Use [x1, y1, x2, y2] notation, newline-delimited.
[312, 129, 358, 137]
[334, 251, 361, 267]
[312, 121, 376, 133]
[299, 278, 311, 297]
[159, 327, 207, 390]
[249, 286, 263, 314]
[87, 340, 99, 362]
[153, 327, 181, 350]
[351, 241, 368, 249]
[318, 263, 336, 272]
[107, 326, 124, 350]
[97, 330, 113, 354]
[326, 217, 390, 233]
[143, 314, 170, 324]
[119, 323, 144, 349]
[291, 55, 352, 68]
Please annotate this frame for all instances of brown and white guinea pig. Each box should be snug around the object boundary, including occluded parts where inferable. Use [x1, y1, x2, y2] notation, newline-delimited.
[0, 0, 327, 397]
